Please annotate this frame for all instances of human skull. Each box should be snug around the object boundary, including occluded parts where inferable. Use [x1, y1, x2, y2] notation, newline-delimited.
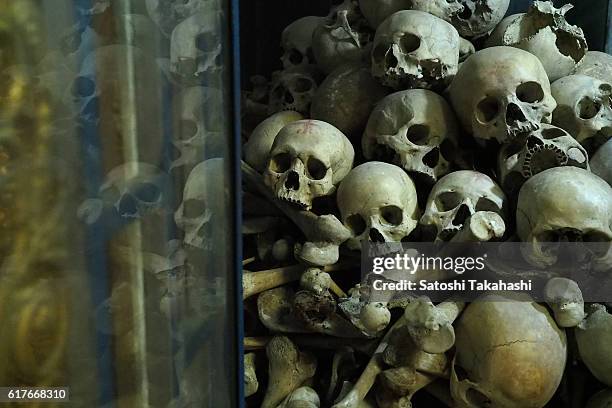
[264, 120, 354, 210]
[170, 11, 223, 84]
[371, 10, 460, 90]
[420, 170, 507, 241]
[551, 74, 612, 154]
[146, 0, 218, 37]
[451, 293, 567, 408]
[310, 62, 387, 139]
[311, 0, 373, 74]
[359, 0, 508, 38]
[574, 51, 612, 85]
[281, 16, 325, 69]
[267, 66, 322, 115]
[175, 158, 227, 249]
[362, 89, 460, 183]
[487, 2, 587, 81]
[576, 304, 612, 387]
[244, 111, 304, 173]
[336, 162, 419, 250]
[171, 86, 224, 169]
[591, 139, 612, 185]
[516, 167, 612, 269]
[498, 124, 589, 195]
[449, 46, 556, 143]
[99, 162, 169, 219]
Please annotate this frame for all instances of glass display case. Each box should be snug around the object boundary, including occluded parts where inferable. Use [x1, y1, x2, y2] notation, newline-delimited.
[0, 0, 240, 407]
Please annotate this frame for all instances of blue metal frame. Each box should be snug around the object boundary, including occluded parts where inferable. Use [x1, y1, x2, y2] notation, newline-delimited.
[231, 0, 244, 405]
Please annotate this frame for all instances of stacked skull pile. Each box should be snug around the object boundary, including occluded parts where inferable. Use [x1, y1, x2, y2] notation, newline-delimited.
[242, 1, 612, 407]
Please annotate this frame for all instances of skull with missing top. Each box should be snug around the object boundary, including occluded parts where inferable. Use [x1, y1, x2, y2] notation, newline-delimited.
[551, 74, 612, 154]
[497, 124, 590, 195]
[362, 89, 460, 183]
[336, 161, 420, 250]
[420, 170, 507, 241]
[449, 46, 556, 143]
[264, 120, 354, 210]
[516, 166, 612, 270]
[175, 158, 228, 249]
[100, 162, 169, 219]
[370, 10, 460, 90]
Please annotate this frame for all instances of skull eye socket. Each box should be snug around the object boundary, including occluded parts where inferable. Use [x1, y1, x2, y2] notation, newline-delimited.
[72, 76, 96, 97]
[435, 191, 461, 212]
[135, 182, 161, 203]
[183, 198, 207, 219]
[400, 33, 421, 53]
[195, 32, 216, 51]
[476, 97, 499, 123]
[346, 214, 366, 235]
[270, 153, 292, 173]
[406, 124, 430, 145]
[599, 83, 612, 94]
[540, 127, 567, 139]
[475, 197, 500, 213]
[381, 205, 403, 226]
[307, 157, 327, 180]
[577, 96, 601, 119]
[291, 77, 313, 93]
[583, 232, 610, 257]
[516, 81, 544, 103]
[178, 119, 199, 140]
[287, 49, 304, 65]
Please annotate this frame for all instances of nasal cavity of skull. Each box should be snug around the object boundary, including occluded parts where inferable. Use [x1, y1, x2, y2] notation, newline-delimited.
[506, 103, 527, 125]
[423, 148, 440, 168]
[517, 82, 544, 103]
[118, 194, 138, 217]
[577, 96, 601, 119]
[290, 77, 313, 93]
[435, 191, 461, 212]
[555, 30, 586, 62]
[400, 34, 421, 53]
[599, 83, 612, 95]
[476, 97, 499, 124]
[270, 153, 292, 173]
[369, 228, 386, 242]
[452, 204, 471, 226]
[466, 388, 492, 407]
[72, 76, 96, 97]
[306, 158, 327, 180]
[285, 170, 300, 190]
[183, 198, 207, 219]
[381, 205, 403, 226]
[406, 124, 430, 145]
[346, 214, 366, 235]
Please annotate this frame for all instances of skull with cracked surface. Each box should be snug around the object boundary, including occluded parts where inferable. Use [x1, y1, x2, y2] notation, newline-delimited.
[264, 120, 354, 210]
[371, 10, 459, 90]
[337, 161, 420, 250]
[449, 46, 556, 143]
[420, 171, 507, 241]
[498, 124, 589, 195]
[451, 293, 567, 408]
[551, 74, 612, 154]
[362, 89, 460, 183]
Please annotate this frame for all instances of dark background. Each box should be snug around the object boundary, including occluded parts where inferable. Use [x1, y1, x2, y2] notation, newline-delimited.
[239, 0, 611, 86]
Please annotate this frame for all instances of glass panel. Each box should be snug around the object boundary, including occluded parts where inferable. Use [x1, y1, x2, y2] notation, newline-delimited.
[0, 1, 238, 407]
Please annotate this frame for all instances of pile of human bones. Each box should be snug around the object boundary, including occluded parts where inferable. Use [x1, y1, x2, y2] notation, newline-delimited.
[242, 1, 612, 407]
